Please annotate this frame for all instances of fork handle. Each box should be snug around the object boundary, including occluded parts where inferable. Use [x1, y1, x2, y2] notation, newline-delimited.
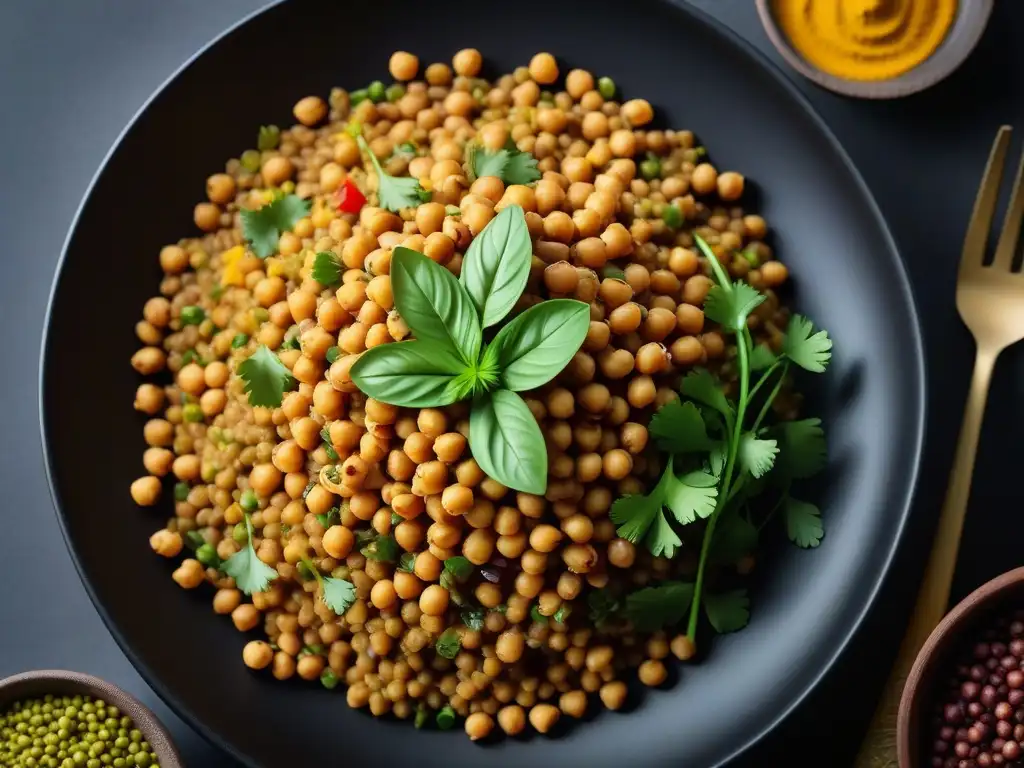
[854, 346, 997, 768]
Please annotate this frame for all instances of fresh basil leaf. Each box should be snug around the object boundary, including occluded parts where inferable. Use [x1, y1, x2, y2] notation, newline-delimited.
[489, 299, 590, 391]
[469, 389, 547, 494]
[391, 247, 482, 364]
[350, 340, 465, 407]
[459, 205, 532, 328]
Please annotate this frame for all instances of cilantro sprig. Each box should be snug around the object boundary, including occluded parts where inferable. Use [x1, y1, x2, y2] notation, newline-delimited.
[357, 135, 429, 212]
[610, 235, 832, 648]
[240, 194, 310, 258]
[300, 556, 356, 616]
[221, 513, 278, 595]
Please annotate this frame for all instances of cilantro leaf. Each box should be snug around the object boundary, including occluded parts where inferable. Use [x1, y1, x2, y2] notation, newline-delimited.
[772, 418, 827, 481]
[398, 552, 417, 572]
[782, 315, 832, 373]
[237, 345, 293, 407]
[358, 135, 426, 212]
[708, 441, 728, 478]
[645, 509, 682, 558]
[704, 589, 751, 633]
[321, 576, 357, 615]
[241, 195, 311, 258]
[662, 470, 719, 525]
[472, 147, 510, 179]
[553, 604, 572, 624]
[435, 628, 461, 659]
[312, 251, 342, 286]
[648, 400, 714, 454]
[749, 343, 777, 371]
[680, 370, 735, 429]
[502, 150, 541, 185]
[610, 492, 661, 544]
[626, 581, 695, 632]
[467, 142, 541, 186]
[710, 506, 758, 564]
[221, 514, 278, 595]
[739, 433, 779, 478]
[785, 496, 824, 548]
[703, 282, 766, 332]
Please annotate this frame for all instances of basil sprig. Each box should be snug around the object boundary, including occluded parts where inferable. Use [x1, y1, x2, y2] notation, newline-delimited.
[350, 205, 589, 494]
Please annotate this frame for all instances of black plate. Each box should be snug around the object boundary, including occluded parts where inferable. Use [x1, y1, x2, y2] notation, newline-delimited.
[39, 0, 925, 765]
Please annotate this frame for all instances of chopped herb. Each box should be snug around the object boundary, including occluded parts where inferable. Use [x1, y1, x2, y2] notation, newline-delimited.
[231, 333, 249, 349]
[209, 284, 224, 300]
[553, 604, 572, 624]
[357, 135, 426, 212]
[173, 482, 190, 502]
[414, 704, 428, 729]
[315, 506, 340, 529]
[323, 443, 339, 461]
[391, 510, 403, 526]
[398, 552, 417, 572]
[587, 589, 621, 627]
[495, 603, 508, 614]
[320, 668, 339, 690]
[325, 346, 341, 364]
[602, 265, 626, 281]
[296, 560, 314, 581]
[435, 628, 461, 659]
[361, 534, 399, 562]
[257, 125, 280, 151]
[281, 333, 301, 351]
[445, 205, 461, 216]
[530, 604, 548, 625]
[312, 251, 342, 286]
[241, 194, 311, 258]
[302, 479, 317, 499]
[237, 344, 293, 407]
[443, 556, 474, 582]
[221, 513, 279, 595]
[461, 607, 485, 631]
[185, 530, 205, 550]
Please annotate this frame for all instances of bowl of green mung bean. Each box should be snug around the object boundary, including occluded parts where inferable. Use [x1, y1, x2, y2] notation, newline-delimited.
[0, 670, 181, 768]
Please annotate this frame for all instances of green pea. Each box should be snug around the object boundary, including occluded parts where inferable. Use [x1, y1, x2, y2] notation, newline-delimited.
[196, 543, 220, 567]
[233, 522, 249, 544]
[367, 81, 386, 103]
[134, 753, 150, 768]
[349, 89, 368, 106]
[182, 403, 204, 423]
[180, 306, 205, 326]
[662, 204, 683, 229]
[240, 150, 262, 173]
[639, 153, 662, 181]
[598, 76, 616, 99]
[240, 489, 259, 513]
[385, 83, 405, 102]
[320, 668, 339, 689]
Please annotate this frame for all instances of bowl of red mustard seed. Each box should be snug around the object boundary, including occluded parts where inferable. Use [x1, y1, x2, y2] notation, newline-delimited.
[899, 567, 1024, 768]
[0, 670, 182, 768]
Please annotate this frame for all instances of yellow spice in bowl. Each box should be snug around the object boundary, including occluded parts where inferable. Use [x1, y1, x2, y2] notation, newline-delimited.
[774, 0, 957, 82]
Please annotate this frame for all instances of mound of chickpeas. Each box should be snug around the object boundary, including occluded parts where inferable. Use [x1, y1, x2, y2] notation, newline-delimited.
[130, 47, 791, 742]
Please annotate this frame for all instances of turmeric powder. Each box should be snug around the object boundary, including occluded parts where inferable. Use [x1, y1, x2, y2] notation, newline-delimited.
[774, 0, 957, 82]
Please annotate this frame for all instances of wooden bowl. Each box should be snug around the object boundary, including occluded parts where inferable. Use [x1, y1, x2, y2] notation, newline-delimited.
[0, 670, 183, 767]
[897, 567, 1024, 766]
[755, 0, 994, 99]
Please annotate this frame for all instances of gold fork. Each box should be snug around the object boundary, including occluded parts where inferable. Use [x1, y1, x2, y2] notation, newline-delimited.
[855, 125, 1024, 767]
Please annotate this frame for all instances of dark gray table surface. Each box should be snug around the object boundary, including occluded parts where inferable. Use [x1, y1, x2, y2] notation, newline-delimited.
[4, 1, 1024, 766]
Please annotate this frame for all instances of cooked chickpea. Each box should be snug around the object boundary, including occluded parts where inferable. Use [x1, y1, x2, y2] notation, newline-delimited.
[149, 529, 182, 558]
[130, 476, 161, 506]
[453, 48, 483, 77]
[498, 705, 526, 735]
[717, 171, 745, 201]
[638, 659, 668, 687]
[389, 51, 419, 81]
[293, 95, 327, 126]
[528, 703, 560, 734]
[419, 584, 450, 616]
[242, 640, 274, 670]
[262, 156, 295, 187]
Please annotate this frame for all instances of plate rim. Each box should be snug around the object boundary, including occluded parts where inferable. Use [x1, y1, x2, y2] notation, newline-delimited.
[37, 1, 927, 765]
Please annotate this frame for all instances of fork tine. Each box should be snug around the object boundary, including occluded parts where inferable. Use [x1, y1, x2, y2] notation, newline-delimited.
[961, 126, 1012, 274]
[992, 145, 1024, 271]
